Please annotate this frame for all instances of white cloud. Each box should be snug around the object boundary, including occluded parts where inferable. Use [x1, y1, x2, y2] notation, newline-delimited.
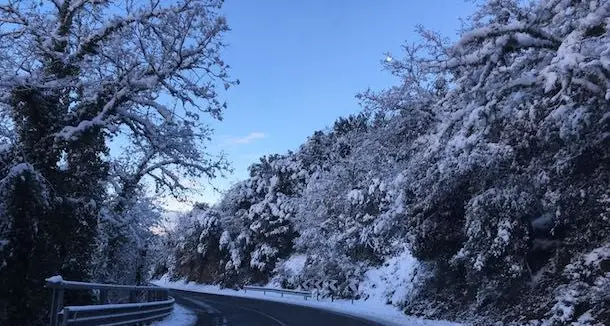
[225, 132, 266, 145]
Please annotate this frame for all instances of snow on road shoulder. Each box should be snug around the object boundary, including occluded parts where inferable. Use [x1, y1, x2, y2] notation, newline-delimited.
[151, 303, 197, 326]
[152, 275, 461, 326]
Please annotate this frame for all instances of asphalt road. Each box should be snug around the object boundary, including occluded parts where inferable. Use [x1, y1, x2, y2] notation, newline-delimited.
[170, 289, 382, 326]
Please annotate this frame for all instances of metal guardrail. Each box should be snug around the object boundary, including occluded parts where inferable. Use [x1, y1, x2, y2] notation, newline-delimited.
[46, 276, 173, 326]
[243, 285, 312, 300]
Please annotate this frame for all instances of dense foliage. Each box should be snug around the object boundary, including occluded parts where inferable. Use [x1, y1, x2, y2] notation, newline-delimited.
[163, 1, 609, 325]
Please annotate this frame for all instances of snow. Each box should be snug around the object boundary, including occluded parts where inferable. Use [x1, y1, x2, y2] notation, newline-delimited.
[269, 175, 279, 188]
[496, 220, 511, 244]
[347, 189, 364, 204]
[219, 230, 231, 248]
[45, 275, 63, 284]
[574, 244, 610, 269]
[549, 288, 578, 323]
[4, 163, 34, 178]
[531, 214, 554, 232]
[152, 275, 460, 326]
[150, 304, 196, 326]
[360, 250, 419, 307]
[0, 143, 10, 153]
[65, 299, 174, 312]
[279, 254, 307, 276]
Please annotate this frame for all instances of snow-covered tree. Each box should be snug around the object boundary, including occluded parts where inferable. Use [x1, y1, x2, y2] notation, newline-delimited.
[92, 193, 162, 286]
[0, 0, 234, 323]
[390, 0, 610, 322]
[0, 164, 52, 325]
[169, 205, 225, 282]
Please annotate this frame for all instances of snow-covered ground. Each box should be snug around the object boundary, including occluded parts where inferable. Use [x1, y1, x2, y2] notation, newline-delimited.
[151, 303, 197, 326]
[359, 250, 420, 308]
[152, 275, 461, 326]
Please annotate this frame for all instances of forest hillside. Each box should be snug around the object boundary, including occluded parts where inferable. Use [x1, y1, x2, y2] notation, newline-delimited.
[158, 1, 610, 325]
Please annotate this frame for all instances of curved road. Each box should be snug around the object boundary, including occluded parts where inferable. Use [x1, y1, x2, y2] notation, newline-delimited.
[170, 289, 382, 326]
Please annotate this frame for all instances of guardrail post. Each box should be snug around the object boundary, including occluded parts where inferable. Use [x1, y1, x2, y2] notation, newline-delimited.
[128, 290, 136, 303]
[147, 289, 158, 302]
[99, 290, 108, 305]
[62, 307, 70, 326]
[49, 288, 64, 326]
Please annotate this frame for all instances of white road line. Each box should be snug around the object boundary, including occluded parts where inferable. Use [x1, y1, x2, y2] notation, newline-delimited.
[231, 305, 288, 326]
[184, 295, 287, 326]
[180, 296, 222, 315]
[180, 296, 229, 326]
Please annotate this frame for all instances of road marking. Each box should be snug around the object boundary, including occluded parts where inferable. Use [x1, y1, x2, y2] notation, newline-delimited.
[177, 296, 228, 326]
[179, 296, 222, 315]
[180, 295, 283, 326]
[173, 289, 376, 325]
[232, 305, 288, 326]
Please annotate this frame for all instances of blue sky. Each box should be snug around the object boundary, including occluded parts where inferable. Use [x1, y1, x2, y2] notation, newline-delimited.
[163, 0, 477, 210]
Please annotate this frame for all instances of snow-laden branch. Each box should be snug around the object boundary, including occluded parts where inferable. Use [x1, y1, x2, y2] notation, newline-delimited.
[70, 5, 170, 62]
[55, 86, 128, 141]
[456, 22, 560, 51]
[1, 0, 234, 197]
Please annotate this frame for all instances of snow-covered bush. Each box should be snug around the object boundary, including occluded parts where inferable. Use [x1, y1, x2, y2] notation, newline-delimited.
[454, 186, 536, 303]
[544, 244, 610, 325]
